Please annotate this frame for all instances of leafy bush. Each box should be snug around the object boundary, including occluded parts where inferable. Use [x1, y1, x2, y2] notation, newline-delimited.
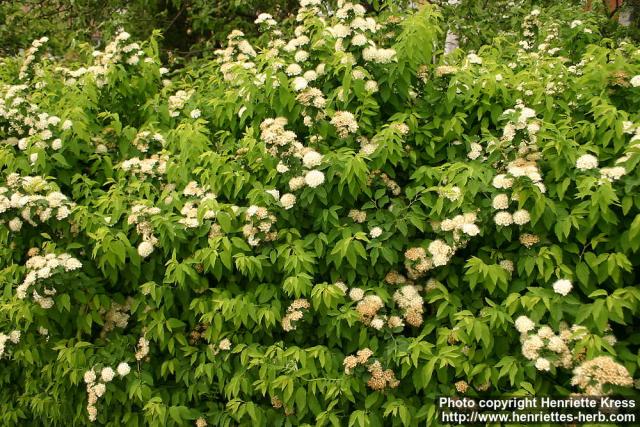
[1, 0, 640, 425]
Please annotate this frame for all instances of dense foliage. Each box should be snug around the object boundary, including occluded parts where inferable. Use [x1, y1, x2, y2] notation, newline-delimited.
[1, 0, 640, 425]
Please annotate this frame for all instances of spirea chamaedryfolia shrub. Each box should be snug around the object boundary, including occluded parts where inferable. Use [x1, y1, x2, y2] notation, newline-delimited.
[1, 0, 640, 425]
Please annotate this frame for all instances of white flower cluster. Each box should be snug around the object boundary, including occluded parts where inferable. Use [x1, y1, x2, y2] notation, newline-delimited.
[84, 362, 131, 422]
[118, 153, 169, 180]
[551, 279, 572, 296]
[259, 117, 326, 193]
[281, 193, 297, 210]
[255, 13, 277, 27]
[128, 204, 162, 258]
[491, 192, 531, 227]
[0, 82, 71, 154]
[215, 30, 259, 84]
[369, 226, 383, 238]
[516, 318, 620, 383]
[296, 87, 327, 110]
[362, 46, 397, 64]
[296, 87, 328, 126]
[0, 174, 75, 231]
[16, 250, 82, 309]
[575, 154, 599, 171]
[487, 103, 543, 234]
[243, 205, 278, 246]
[574, 151, 629, 184]
[57, 31, 150, 87]
[437, 212, 481, 241]
[0, 330, 21, 358]
[466, 53, 483, 65]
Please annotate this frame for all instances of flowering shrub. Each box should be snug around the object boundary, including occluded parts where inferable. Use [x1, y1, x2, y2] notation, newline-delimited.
[1, 0, 640, 425]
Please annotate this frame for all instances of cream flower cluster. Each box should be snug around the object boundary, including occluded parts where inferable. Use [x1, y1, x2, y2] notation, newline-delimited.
[575, 154, 598, 171]
[343, 348, 399, 390]
[435, 65, 458, 77]
[518, 321, 583, 371]
[100, 298, 133, 338]
[343, 348, 373, 374]
[368, 170, 401, 196]
[348, 209, 367, 223]
[516, 318, 622, 385]
[0, 174, 74, 230]
[358, 136, 378, 156]
[208, 338, 233, 355]
[118, 153, 169, 180]
[355, 294, 385, 327]
[57, 31, 150, 88]
[332, 278, 401, 330]
[0, 330, 21, 358]
[260, 117, 301, 158]
[19, 36, 49, 79]
[178, 181, 217, 229]
[259, 117, 326, 193]
[168, 89, 194, 117]
[571, 356, 633, 395]
[135, 337, 150, 361]
[404, 239, 455, 279]
[362, 46, 397, 64]
[493, 101, 546, 190]
[127, 204, 162, 258]
[331, 111, 359, 138]
[131, 130, 166, 153]
[84, 362, 131, 422]
[467, 141, 484, 160]
[492, 196, 531, 227]
[392, 285, 424, 327]
[296, 88, 327, 110]
[366, 360, 400, 391]
[16, 250, 82, 309]
[215, 30, 259, 85]
[297, 87, 328, 127]
[281, 298, 311, 331]
[505, 157, 544, 190]
[437, 212, 481, 241]
[243, 205, 278, 247]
